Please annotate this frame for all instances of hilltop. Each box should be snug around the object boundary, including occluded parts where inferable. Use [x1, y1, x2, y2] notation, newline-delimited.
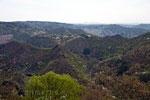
[0, 21, 150, 45]
[0, 22, 150, 99]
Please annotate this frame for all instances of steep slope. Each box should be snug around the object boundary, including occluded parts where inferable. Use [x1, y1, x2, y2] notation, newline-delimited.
[123, 45, 150, 65]
[65, 35, 128, 60]
[65, 33, 150, 78]
[92, 44, 150, 79]
[0, 41, 88, 88]
[90, 33, 150, 79]
[122, 32, 150, 52]
[26, 36, 58, 48]
[1, 27, 150, 99]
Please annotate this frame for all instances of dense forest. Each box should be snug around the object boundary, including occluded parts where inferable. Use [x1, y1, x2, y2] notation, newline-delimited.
[0, 21, 150, 100]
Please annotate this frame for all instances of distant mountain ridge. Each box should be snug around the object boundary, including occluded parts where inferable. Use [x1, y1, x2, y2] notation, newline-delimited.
[133, 24, 150, 30]
[72, 24, 149, 37]
[0, 21, 150, 45]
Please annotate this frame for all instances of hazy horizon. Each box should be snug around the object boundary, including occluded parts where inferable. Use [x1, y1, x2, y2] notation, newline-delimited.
[0, 0, 150, 24]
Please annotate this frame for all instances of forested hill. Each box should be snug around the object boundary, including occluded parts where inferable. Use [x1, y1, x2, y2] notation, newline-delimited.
[0, 21, 87, 42]
[1, 22, 150, 100]
[0, 21, 150, 43]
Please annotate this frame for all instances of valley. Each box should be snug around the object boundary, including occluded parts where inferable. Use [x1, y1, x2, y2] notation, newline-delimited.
[0, 21, 150, 100]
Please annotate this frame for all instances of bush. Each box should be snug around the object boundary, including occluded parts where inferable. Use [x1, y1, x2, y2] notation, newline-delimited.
[83, 48, 90, 55]
[138, 73, 150, 83]
[25, 72, 85, 100]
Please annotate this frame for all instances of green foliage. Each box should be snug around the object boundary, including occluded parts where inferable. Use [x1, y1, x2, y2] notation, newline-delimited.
[138, 73, 150, 83]
[81, 81, 113, 100]
[65, 35, 128, 60]
[95, 74, 150, 100]
[117, 60, 130, 75]
[0, 80, 23, 100]
[83, 48, 91, 55]
[1, 25, 150, 100]
[25, 72, 85, 100]
[27, 36, 57, 48]
[48, 27, 86, 35]
[0, 21, 87, 42]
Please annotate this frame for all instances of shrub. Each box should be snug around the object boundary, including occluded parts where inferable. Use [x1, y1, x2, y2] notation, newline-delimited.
[25, 72, 85, 100]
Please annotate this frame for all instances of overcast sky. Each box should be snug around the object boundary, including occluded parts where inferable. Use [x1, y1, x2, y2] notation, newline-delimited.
[0, 0, 150, 24]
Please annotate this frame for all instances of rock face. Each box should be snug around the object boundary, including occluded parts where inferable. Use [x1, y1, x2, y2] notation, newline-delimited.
[0, 34, 13, 44]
